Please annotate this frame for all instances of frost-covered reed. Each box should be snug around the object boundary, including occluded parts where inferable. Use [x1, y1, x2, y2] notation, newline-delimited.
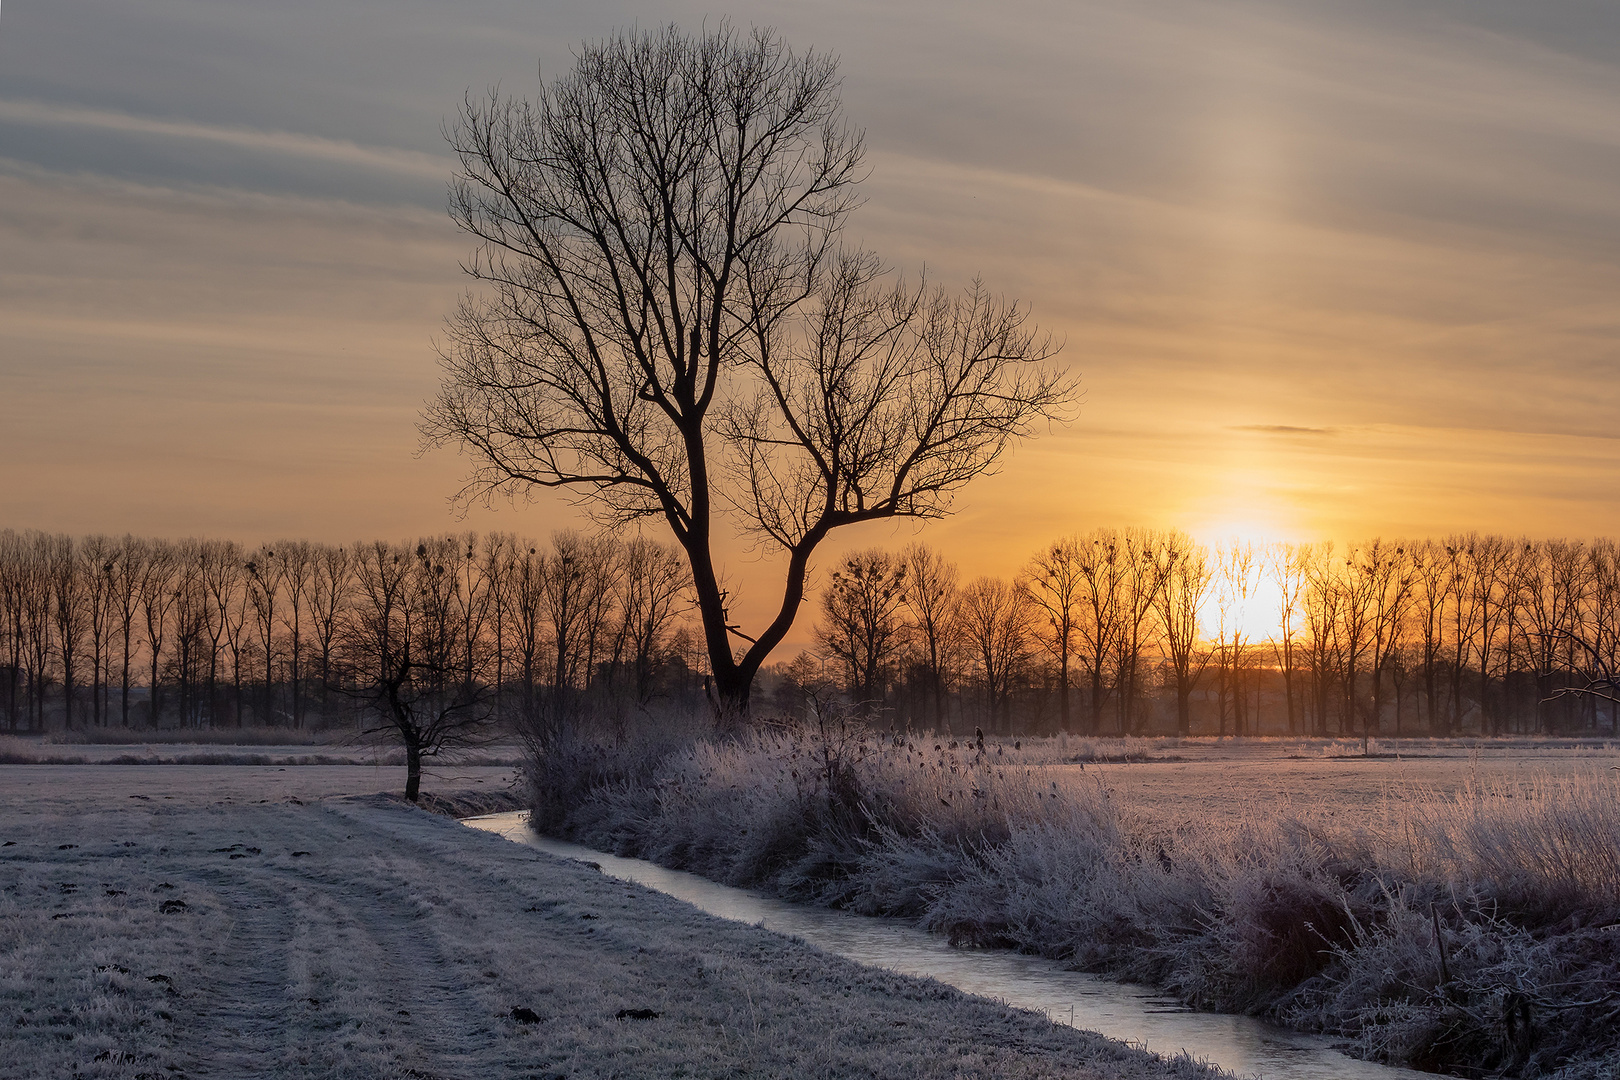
[530, 729, 1620, 1078]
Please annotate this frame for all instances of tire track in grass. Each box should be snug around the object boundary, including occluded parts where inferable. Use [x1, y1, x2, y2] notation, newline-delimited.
[165, 858, 300, 1077]
[164, 804, 506, 1079]
[257, 810, 508, 1079]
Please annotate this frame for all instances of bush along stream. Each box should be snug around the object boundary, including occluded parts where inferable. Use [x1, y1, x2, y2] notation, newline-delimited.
[529, 728, 1620, 1080]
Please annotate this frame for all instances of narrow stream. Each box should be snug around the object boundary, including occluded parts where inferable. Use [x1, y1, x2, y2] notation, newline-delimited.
[465, 811, 1421, 1080]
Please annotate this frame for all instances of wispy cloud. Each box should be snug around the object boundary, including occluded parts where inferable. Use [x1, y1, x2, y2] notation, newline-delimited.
[0, 98, 447, 179]
[1230, 424, 1336, 436]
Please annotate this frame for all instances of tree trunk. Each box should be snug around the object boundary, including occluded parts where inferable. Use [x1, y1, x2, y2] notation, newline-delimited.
[1058, 655, 1070, 733]
[711, 667, 752, 732]
[405, 740, 423, 802]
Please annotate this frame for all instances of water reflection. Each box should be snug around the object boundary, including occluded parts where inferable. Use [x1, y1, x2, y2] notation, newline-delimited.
[465, 811, 1420, 1080]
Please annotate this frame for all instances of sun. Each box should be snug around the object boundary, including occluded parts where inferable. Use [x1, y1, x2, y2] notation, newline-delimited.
[1195, 538, 1292, 644]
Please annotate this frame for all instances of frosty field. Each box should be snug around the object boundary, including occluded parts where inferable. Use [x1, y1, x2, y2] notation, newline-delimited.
[0, 761, 1226, 1080]
[1052, 736, 1620, 823]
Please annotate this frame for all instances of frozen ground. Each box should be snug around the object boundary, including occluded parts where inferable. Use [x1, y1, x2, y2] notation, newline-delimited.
[0, 764, 1228, 1080]
[1059, 737, 1620, 823]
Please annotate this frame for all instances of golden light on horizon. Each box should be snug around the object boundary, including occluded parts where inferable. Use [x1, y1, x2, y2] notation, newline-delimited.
[1185, 463, 1305, 550]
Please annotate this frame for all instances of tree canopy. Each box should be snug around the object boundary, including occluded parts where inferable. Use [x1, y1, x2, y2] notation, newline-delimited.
[423, 23, 1074, 722]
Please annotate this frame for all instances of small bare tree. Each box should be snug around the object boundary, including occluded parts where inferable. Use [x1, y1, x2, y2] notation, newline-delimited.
[1266, 542, 1309, 735]
[138, 540, 179, 728]
[815, 548, 907, 716]
[423, 23, 1072, 725]
[345, 539, 494, 801]
[899, 542, 959, 733]
[307, 544, 353, 725]
[1022, 537, 1084, 733]
[613, 537, 690, 708]
[81, 535, 118, 728]
[958, 575, 1028, 735]
[1155, 534, 1212, 737]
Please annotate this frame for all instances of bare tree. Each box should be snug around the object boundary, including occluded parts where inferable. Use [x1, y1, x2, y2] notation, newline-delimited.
[1209, 542, 1258, 736]
[1360, 539, 1415, 749]
[1156, 534, 1212, 737]
[1300, 543, 1340, 736]
[1410, 540, 1449, 735]
[168, 541, 209, 728]
[0, 532, 23, 730]
[1073, 531, 1126, 735]
[1470, 534, 1514, 735]
[1114, 530, 1166, 735]
[573, 536, 620, 700]
[506, 543, 548, 735]
[45, 535, 85, 729]
[614, 536, 690, 707]
[958, 576, 1027, 734]
[138, 541, 179, 728]
[9, 533, 54, 730]
[1442, 537, 1483, 735]
[345, 538, 494, 801]
[80, 535, 118, 728]
[480, 533, 514, 720]
[424, 24, 1071, 726]
[245, 547, 282, 726]
[534, 531, 616, 742]
[109, 536, 145, 729]
[307, 544, 354, 725]
[200, 540, 244, 727]
[1022, 537, 1085, 733]
[278, 541, 315, 730]
[898, 542, 959, 733]
[1335, 545, 1380, 742]
[1266, 542, 1309, 735]
[816, 548, 907, 716]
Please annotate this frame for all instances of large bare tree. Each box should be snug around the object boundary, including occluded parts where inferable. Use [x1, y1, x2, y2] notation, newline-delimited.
[423, 24, 1071, 724]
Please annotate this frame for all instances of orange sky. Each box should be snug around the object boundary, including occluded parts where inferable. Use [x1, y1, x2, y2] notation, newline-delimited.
[3, 1, 1620, 649]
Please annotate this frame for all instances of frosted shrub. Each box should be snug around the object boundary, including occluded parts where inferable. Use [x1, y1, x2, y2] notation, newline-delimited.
[532, 731, 1620, 1077]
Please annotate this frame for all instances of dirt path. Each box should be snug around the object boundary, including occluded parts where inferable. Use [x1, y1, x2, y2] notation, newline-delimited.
[0, 769, 1227, 1080]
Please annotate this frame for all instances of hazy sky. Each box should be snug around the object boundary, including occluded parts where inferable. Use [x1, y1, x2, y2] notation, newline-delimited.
[4, 0, 1620, 636]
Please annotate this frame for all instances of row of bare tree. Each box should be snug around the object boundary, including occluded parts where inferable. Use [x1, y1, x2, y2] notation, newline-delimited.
[0, 530, 697, 754]
[802, 531, 1620, 737]
[9, 526, 1617, 741]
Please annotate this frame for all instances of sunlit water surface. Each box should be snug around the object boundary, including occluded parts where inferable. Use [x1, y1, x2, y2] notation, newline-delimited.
[465, 811, 1421, 1080]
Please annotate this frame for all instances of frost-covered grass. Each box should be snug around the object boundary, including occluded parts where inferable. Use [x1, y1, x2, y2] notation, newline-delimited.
[0, 767, 1230, 1080]
[43, 726, 354, 746]
[533, 730, 1620, 1079]
[0, 734, 524, 767]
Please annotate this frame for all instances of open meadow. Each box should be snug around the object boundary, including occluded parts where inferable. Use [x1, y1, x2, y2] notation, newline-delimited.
[0, 756, 1229, 1080]
[1045, 736, 1620, 823]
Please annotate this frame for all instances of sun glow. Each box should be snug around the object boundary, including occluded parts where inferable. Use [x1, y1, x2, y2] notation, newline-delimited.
[1198, 540, 1291, 645]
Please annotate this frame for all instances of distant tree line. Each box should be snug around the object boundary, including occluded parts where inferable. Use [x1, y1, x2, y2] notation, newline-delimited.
[7, 527, 1617, 742]
[793, 531, 1620, 738]
[0, 530, 701, 750]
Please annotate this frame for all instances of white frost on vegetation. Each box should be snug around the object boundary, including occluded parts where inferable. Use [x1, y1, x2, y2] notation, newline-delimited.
[535, 731, 1620, 1077]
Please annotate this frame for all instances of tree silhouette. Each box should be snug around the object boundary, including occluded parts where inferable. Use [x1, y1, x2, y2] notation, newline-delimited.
[423, 23, 1072, 725]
